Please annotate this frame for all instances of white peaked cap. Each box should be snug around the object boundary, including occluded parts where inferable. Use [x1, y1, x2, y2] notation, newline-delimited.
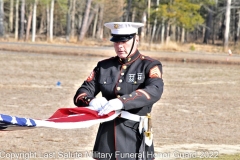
[104, 22, 144, 35]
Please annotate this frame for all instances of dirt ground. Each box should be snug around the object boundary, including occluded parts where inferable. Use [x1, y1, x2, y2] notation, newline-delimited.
[0, 49, 240, 160]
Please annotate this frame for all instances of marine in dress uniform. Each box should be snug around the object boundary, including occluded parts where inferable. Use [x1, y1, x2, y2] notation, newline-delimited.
[74, 22, 164, 160]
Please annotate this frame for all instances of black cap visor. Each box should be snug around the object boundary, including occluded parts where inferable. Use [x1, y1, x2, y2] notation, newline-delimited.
[110, 34, 136, 42]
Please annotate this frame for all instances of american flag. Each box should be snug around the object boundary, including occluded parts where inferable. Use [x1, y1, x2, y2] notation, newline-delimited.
[0, 107, 120, 131]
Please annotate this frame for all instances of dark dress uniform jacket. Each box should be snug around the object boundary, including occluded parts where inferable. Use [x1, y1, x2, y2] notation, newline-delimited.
[74, 50, 164, 160]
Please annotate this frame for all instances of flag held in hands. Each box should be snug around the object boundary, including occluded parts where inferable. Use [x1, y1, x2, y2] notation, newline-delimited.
[0, 107, 120, 131]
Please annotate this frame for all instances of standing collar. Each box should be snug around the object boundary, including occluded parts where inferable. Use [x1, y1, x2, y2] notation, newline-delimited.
[118, 50, 140, 64]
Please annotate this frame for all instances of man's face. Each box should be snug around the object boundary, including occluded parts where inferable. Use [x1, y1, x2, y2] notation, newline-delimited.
[113, 36, 138, 59]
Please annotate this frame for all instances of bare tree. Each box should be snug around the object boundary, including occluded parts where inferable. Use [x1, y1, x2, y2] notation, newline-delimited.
[212, 0, 219, 45]
[87, 3, 97, 30]
[15, 0, 19, 40]
[131, 7, 136, 22]
[46, 3, 50, 41]
[203, 6, 213, 44]
[9, 0, 14, 32]
[233, 0, 239, 45]
[147, 0, 151, 41]
[38, 7, 46, 35]
[160, 20, 165, 44]
[49, 0, 54, 42]
[19, 0, 25, 40]
[166, 23, 170, 44]
[141, 12, 147, 43]
[151, 0, 160, 45]
[92, 4, 99, 38]
[66, 0, 71, 42]
[25, 3, 33, 41]
[224, 0, 232, 51]
[78, 0, 92, 42]
[32, 0, 37, 42]
[181, 27, 185, 43]
[125, 0, 132, 22]
[0, 0, 4, 37]
[171, 25, 176, 42]
[71, 0, 76, 40]
[96, 3, 104, 40]
[237, 9, 240, 42]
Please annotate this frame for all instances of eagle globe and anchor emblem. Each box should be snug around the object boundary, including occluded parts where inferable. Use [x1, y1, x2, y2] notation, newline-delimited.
[114, 24, 119, 29]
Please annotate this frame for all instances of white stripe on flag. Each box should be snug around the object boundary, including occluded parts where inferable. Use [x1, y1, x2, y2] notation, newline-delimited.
[0, 107, 121, 131]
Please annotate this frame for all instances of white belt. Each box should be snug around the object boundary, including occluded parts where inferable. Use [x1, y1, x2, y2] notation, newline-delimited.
[118, 111, 148, 133]
[119, 111, 146, 122]
[119, 111, 153, 146]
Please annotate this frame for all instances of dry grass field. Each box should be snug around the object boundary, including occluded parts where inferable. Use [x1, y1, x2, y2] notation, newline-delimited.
[1, 36, 240, 55]
[0, 43, 240, 159]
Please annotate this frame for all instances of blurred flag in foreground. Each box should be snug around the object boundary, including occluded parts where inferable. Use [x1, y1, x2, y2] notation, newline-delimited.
[0, 107, 120, 131]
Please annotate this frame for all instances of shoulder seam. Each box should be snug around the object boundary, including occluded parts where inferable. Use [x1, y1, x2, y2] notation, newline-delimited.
[99, 56, 116, 62]
[140, 55, 155, 62]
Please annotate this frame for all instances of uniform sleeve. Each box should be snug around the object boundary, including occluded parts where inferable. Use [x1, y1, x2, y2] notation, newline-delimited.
[73, 63, 101, 107]
[119, 61, 164, 111]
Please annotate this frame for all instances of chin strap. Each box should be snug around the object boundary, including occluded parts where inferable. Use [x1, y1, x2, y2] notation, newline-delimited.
[126, 35, 136, 58]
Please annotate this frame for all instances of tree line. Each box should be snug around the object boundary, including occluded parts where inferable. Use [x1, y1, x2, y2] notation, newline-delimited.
[0, 0, 239, 51]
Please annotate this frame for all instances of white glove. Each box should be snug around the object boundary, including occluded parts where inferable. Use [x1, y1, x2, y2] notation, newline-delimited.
[89, 97, 108, 112]
[98, 98, 123, 116]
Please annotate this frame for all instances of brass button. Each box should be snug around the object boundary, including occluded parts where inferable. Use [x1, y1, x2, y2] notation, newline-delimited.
[117, 95, 120, 98]
[117, 87, 121, 91]
[123, 97, 126, 100]
[88, 99, 91, 102]
[129, 94, 132, 97]
[121, 73, 124, 76]
[142, 56, 145, 59]
[134, 81, 137, 84]
[128, 58, 131, 62]
[119, 79, 122, 83]
[122, 65, 127, 69]
[120, 58, 122, 61]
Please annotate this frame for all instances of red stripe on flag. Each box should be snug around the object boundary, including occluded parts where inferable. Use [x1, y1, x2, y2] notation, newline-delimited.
[47, 107, 115, 122]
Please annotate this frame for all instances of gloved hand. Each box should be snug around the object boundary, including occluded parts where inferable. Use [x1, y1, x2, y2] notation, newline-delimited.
[98, 98, 123, 116]
[89, 97, 108, 112]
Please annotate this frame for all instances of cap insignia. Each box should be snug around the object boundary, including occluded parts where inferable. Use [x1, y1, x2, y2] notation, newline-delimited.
[114, 24, 119, 29]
